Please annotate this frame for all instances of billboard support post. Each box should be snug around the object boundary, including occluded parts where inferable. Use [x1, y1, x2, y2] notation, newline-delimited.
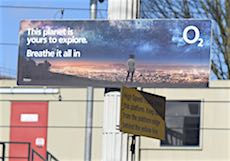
[84, 1, 97, 161]
[84, 86, 94, 161]
[130, 135, 136, 161]
[90, 0, 97, 19]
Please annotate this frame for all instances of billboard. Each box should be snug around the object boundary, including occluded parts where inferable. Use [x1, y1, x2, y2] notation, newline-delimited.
[17, 20, 211, 87]
[120, 86, 166, 139]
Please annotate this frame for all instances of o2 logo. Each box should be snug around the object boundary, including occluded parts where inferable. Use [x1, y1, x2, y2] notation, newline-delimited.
[183, 25, 204, 47]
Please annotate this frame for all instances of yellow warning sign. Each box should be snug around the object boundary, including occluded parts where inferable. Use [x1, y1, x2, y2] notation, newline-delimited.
[120, 86, 166, 140]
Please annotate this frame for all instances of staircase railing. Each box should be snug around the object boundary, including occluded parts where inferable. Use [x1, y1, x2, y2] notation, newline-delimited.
[0, 142, 6, 161]
[0, 141, 59, 161]
[31, 149, 46, 161]
[0, 141, 31, 161]
[46, 151, 59, 161]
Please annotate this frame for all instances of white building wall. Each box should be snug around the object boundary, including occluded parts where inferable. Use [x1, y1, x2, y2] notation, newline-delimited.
[140, 82, 230, 161]
[1, 80, 230, 161]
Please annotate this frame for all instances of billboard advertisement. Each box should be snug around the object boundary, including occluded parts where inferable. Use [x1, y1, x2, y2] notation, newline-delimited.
[17, 20, 211, 87]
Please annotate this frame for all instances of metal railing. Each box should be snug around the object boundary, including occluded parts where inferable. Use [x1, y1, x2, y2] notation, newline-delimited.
[0, 141, 31, 161]
[0, 141, 59, 161]
[46, 151, 59, 161]
[161, 128, 183, 146]
[32, 149, 46, 161]
[0, 142, 6, 161]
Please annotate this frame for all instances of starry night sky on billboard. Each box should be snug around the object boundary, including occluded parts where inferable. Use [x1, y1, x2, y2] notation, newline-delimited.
[19, 20, 211, 65]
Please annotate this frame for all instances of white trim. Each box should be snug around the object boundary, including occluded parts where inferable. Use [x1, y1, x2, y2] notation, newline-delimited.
[0, 88, 59, 94]
[200, 98, 205, 150]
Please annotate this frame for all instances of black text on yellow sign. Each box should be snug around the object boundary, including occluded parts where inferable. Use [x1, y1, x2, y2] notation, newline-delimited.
[120, 86, 166, 140]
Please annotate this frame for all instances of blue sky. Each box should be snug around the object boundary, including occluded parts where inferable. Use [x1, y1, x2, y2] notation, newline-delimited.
[0, 0, 108, 78]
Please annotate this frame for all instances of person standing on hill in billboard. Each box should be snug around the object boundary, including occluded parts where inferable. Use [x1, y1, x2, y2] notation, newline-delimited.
[126, 54, 135, 82]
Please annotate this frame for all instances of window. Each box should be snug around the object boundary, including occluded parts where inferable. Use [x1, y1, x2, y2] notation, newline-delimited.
[161, 101, 201, 147]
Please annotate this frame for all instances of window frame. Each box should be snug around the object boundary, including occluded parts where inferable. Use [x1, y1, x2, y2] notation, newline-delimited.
[158, 99, 204, 150]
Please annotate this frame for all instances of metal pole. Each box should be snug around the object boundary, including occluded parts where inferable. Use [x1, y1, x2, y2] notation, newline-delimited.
[84, 1, 96, 161]
[90, 0, 97, 19]
[28, 143, 31, 161]
[2, 143, 5, 161]
[84, 86, 94, 161]
[31, 149, 34, 161]
[130, 135, 136, 161]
